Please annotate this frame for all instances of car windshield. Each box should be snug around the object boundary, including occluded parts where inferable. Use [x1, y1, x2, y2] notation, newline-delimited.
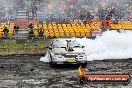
[53, 40, 81, 48]
[69, 40, 81, 47]
[53, 41, 67, 48]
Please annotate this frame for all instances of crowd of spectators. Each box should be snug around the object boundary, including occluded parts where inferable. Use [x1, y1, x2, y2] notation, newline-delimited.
[0, 0, 93, 23]
[0, 0, 131, 23]
[96, 0, 132, 20]
[0, 0, 36, 22]
[33, 0, 94, 23]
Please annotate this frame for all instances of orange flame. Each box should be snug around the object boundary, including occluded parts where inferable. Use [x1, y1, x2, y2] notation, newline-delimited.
[78, 66, 86, 76]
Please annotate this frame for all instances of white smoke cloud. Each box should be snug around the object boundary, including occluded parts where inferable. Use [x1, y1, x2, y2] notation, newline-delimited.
[40, 30, 132, 62]
[40, 52, 50, 62]
[76, 31, 132, 61]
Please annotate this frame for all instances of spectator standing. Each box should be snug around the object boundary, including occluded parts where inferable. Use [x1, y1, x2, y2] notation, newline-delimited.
[38, 27, 44, 38]
[28, 23, 34, 38]
[3, 27, 9, 38]
[83, 20, 87, 26]
[14, 25, 19, 39]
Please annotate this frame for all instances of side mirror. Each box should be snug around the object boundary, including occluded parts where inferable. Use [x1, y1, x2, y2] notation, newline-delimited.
[45, 46, 49, 48]
[82, 45, 85, 48]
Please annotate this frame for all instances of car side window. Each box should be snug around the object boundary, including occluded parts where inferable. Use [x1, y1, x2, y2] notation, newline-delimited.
[50, 42, 57, 48]
[50, 43, 53, 48]
[52, 43, 58, 48]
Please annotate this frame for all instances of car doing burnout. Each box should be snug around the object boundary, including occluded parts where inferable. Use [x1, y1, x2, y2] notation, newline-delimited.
[47, 39, 87, 66]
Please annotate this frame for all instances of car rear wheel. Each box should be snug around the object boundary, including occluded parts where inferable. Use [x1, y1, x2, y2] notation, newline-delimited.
[50, 59, 56, 67]
[51, 62, 56, 67]
[50, 58, 58, 67]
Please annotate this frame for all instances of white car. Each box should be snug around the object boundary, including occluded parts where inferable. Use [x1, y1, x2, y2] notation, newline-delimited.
[47, 39, 87, 66]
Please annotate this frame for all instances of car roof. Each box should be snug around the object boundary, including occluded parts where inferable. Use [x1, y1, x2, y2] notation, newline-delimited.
[54, 38, 75, 42]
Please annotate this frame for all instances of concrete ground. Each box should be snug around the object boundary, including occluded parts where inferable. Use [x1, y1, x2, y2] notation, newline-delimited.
[0, 56, 132, 88]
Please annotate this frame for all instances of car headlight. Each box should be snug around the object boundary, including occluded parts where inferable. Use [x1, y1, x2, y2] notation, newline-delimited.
[53, 54, 63, 58]
[78, 54, 87, 57]
[78, 54, 87, 59]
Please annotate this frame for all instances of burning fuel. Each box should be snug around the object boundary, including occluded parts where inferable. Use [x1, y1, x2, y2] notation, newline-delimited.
[78, 66, 86, 76]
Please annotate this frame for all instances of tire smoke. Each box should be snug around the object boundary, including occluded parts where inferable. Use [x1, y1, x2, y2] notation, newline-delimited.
[40, 52, 50, 62]
[76, 31, 132, 61]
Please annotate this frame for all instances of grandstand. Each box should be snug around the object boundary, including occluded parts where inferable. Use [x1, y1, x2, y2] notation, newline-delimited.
[0, 0, 131, 39]
[0, 20, 132, 39]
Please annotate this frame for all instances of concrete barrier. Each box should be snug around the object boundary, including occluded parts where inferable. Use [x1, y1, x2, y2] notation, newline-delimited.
[0, 48, 47, 56]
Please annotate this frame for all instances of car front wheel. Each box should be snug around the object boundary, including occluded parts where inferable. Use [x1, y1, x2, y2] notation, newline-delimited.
[79, 62, 87, 68]
[49, 54, 55, 67]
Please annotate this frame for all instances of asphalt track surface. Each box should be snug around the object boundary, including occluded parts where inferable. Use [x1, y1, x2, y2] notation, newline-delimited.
[0, 56, 132, 88]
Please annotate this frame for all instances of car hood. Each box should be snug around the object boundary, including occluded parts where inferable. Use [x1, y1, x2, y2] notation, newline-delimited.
[51, 48, 85, 54]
